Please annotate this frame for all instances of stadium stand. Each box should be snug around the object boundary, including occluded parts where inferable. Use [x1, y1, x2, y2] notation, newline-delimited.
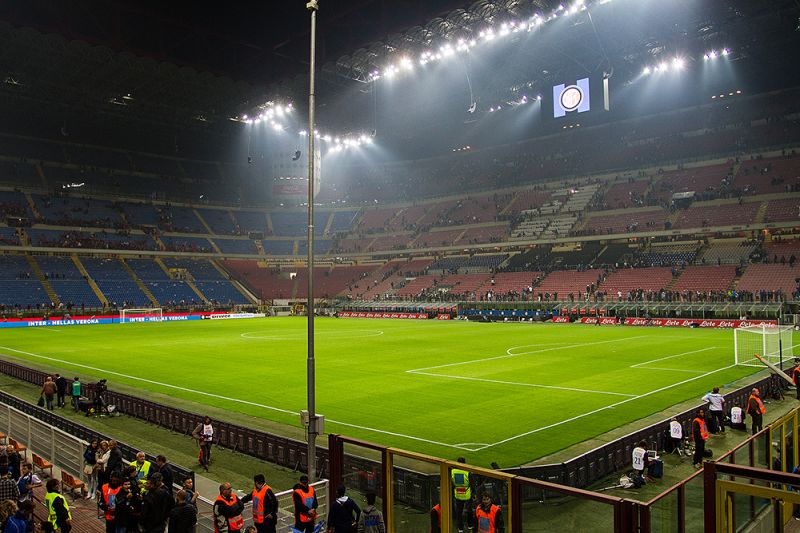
[581, 208, 668, 235]
[80, 257, 150, 307]
[765, 238, 800, 260]
[0, 190, 31, 218]
[34, 255, 102, 308]
[222, 260, 295, 299]
[364, 233, 413, 252]
[478, 271, 543, 298]
[736, 155, 800, 194]
[197, 207, 237, 234]
[597, 267, 675, 299]
[393, 274, 440, 298]
[158, 205, 206, 233]
[639, 242, 699, 267]
[598, 179, 650, 210]
[737, 263, 800, 297]
[534, 269, 603, 298]
[162, 258, 249, 304]
[328, 211, 358, 234]
[673, 201, 760, 229]
[763, 197, 800, 223]
[32, 194, 124, 228]
[233, 210, 268, 234]
[0, 225, 20, 245]
[672, 265, 737, 293]
[160, 235, 213, 253]
[263, 240, 296, 255]
[698, 240, 757, 265]
[214, 237, 258, 254]
[0, 255, 50, 308]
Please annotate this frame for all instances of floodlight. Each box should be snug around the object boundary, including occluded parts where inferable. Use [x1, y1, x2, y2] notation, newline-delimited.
[242, 114, 248, 120]
[659, 62, 668, 71]
[642, 66, 651, 75]
[722, 48, 730, 56]
[299, 130, 308, 136]
[400, 57, 413, 70]
[672, 57, 684, 70]
[323, 135, 332, 142]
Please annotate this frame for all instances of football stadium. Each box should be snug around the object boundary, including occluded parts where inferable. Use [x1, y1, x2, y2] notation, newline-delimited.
[0, 0, 800, 531]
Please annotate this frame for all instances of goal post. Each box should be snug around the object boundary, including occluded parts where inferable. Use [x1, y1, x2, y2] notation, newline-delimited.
[119, 308, 163, 324]
[734, 324, 794, 368]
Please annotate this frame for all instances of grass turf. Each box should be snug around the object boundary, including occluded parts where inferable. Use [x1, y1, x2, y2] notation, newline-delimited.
[0, 317, 768, 466]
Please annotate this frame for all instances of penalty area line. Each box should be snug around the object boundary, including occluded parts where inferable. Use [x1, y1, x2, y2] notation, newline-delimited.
[472, 363, 738, 452]
[0, 345, 475, 452]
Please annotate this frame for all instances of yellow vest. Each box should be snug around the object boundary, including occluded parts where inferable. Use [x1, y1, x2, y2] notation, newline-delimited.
[130, 459, 153, 488]
[45, 491, 71, 527]
[452, 468, 471, 501]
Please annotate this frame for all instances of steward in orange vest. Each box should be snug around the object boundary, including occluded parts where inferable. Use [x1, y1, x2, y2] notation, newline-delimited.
[474, 493, 504, 533]
[213, 483, 245, 533]
[430, 503, 441, 533]
[792, 359, 800, 400]
[692, 408, 710, 468]
[747, 388, 766, 435]
[239, 474, 278, 533]
[292, 475, 318, 533]
[99, 475, 123, 525]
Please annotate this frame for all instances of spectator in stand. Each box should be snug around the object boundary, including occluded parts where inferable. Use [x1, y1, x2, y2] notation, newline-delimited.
[141, 472, 173, 533]
[83, 439, 99, 499]
[0, 470, 20, 502]
[692, 408, 710, 469]
[41, 376, 57, 410]
[95, 440, 111, 488]
[327, 485, 361, 533]
[16, 463, 40, 504]
[6, 444, 21, 480]
[154, 455, 173, 494]
[168, 489, 198, 533]
[3, 499, 33, 533]
[181, 477, 198, 506]
[0, 500, 18, 531]
[54, 373, 67, 408]
[106, 440, 124, 479]
[239, 474, 278, 533]
[702, 387, 726, 434]
[115, 478, 140, 532]
[747, 388, 766, 435]
[357, 492, 385, 533]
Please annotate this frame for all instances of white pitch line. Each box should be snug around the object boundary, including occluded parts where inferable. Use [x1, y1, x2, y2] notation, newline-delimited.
[0, 345, 473, 451]
[408, 371, 637, 397]
[635, 367, 706, 374]
[408, 335, 649, 373]
[630, 347, 718, 368]
[473, 363, 738, 451]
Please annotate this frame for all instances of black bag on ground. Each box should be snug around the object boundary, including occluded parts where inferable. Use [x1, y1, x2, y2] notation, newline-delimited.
[703, 448, 713, 458]
[37, 395, 44, 407]
[648, 459, 664, 478]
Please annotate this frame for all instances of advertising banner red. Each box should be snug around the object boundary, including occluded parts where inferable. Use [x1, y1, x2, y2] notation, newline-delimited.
[622, 318, 778, 329]
[338, 311, 428, 320]
[552, 316, 571, 323]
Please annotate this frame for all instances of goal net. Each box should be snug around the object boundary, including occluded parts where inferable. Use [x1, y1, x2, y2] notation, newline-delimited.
[734, 325, 794, 368]
[119, 308, 163, 324]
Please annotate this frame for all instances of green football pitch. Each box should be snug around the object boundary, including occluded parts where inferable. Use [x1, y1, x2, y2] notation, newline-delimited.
[0, 318, 774, 466]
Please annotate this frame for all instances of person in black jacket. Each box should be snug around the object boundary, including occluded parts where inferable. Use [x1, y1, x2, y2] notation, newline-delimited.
[327, 485, 361, 533]
[141, 473, 173, 533]
[106, 440, 123, 478]
[154, 455, 173, 494]
[54, 374, 67, 408]
[168, 489, 197, 533]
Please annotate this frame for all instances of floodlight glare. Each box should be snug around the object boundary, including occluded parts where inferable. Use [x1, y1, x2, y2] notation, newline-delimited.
[642, 66, 651, 75]
[672, 57, 684, 70]
[536, 94, 542, 101]
[242, 114, 248, 120]
[722, 48, 730, 56]
[659, 62, 668, 72]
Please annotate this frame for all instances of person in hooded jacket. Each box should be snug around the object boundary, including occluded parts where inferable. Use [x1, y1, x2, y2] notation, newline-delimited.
[327, 485, 361, 533]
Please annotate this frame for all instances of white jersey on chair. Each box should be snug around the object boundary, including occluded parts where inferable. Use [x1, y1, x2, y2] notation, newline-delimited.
[632, 446, 647, 471]
[670, 420, 683, 439]
[731, 406, 743, 424]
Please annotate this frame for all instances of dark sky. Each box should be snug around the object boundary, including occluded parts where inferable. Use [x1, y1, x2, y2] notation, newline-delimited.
[0, 0, 471, 84]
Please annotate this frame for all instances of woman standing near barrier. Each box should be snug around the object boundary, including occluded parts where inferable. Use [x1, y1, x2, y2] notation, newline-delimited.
[95, 440, 111, 490]
[83, 439, 99, 500]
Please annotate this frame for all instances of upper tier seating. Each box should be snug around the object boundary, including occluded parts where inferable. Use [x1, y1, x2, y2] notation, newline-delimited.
[594, 243, 634, 266]
[367, 234, 413, 252]
[358, 207, 402, 232]
[458, 224, 509, 245]
[672, 265, 737, 292]
[214, 238, 257, 254]
[0, 190, 31, 218]
[32, 194, 124, 228]
[271, 211, 323, 236]
[0, 226, 20, 246]
[598, 267, 675, 298]
[428, 254, 507, 273]
[737, 264, 800, 295]
[547, 242, 602, 268]
[765, 239, 800, 260]
[387, 205, 427, 231]
[0, 161, 39, 187]
[582, 209, 668, 235]
[263, 240, 296, 255]
[328, 211, 358, 234]
[510, 190, 553, 213]
[698, 241, 756, 265]
[763, 198, 800, 223]
[639, 243, 699, 266]
[650, 163, 734, 203]
[673, 201, 760, 229]
[121, 203, 161, 227]
[534, 269, 603, 297]
[197, 208, 237, 235]
[234, 211, 268, 234]
[34, 256, 101, 308]
[443, 273, 492, 296]
[393, 274, 439, 297]
[414, 229, 466, 248]
[80, 258, 150, 307]
[158, 206, 205, 233]
[160, 235, 212, 254]
[132, 153, 182, 176]
[600, 180, 650, 209]
[28, 229, 155, 251]
[181, 160, 220, 180]
[736, 156, 800, 195]
[296, 239, 333, 255]
[0, 255, 50, 308]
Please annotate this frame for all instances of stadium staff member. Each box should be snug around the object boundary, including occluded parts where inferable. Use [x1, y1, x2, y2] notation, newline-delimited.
[452, 457, 473, 533]
[98, 472, 123, 531]
[71, 377, 81, 411]
[631, 440, 650, 485]
[702, 387, 726, 434]
[292, 474, 318, 533]
[430, 503, 441, 533]
[213, 482, 245, 533]
[792, 359, 800, 400]
[474, 492, 504, 533]
[747, 388, 766, 435]
[239, 474, 278, 533]
[130, 451, 153, 490]
[44, 479, 72, 533]
[692, 408, 709, 469]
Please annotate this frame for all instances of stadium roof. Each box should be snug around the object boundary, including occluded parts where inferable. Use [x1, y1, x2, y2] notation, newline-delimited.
[0, 0, 798, 137]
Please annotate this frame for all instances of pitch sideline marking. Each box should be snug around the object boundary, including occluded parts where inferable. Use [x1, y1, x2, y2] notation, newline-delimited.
[240, 329, 385, 341]
[407, 335, 650, 373]
[473, 363, 738, 451]
[408, 371, 637, 397]
[0, 345, 476, 452]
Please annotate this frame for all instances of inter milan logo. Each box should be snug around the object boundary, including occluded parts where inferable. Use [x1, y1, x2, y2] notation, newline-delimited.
[553, 78, 591, 118]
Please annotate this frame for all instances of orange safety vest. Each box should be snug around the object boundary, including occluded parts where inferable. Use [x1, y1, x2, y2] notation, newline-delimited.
[793, 367, 800, 385]
[102, 484, 122, 522]
[748, 394, 766, 415]
[475, 504, 500, 533]
[430, 504, 441, 533]
[214, 494, 244, 532]
[294, 485, 316, 523]
[693, 417, 709, 441]
[252, 484, 272, 524]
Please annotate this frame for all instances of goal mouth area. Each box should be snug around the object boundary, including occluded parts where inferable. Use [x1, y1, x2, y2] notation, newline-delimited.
[734, 325, 794, 368]
[119, 308, 164, 324]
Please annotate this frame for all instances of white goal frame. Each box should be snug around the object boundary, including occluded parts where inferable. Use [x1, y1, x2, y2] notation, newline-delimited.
[734, 324, 794, 368]
[119, 308, 163, 324]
